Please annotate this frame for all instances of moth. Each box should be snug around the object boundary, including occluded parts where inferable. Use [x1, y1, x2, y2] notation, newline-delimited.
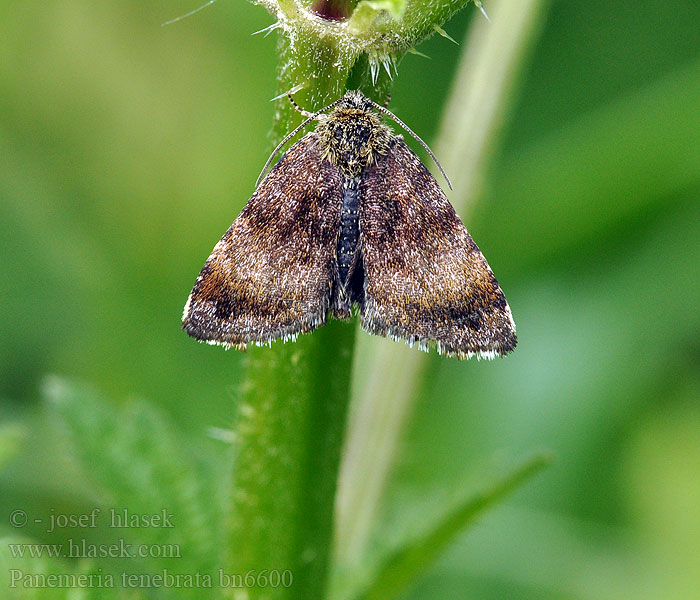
[183, 90, 517, 359]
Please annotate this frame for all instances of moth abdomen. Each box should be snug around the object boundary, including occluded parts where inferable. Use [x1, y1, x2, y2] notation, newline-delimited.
[336, 183, 360, 286]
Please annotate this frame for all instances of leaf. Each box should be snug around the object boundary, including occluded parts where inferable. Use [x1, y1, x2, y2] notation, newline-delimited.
[42, 377, 229, 580]
[355, 453, 551, 600]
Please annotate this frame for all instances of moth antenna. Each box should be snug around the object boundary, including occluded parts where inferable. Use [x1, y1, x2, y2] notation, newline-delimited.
[372, 103, 453, 190]
[383, 92, 391, 108]
[255, 97, 344, 188]
[287, 92, 314, 118]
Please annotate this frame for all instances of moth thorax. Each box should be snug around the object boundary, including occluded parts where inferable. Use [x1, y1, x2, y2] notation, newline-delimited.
[318, 109, 392, 178]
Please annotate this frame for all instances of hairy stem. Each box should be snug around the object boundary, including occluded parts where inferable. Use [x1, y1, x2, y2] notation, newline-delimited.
[229, 323, 356, 600]
[228, 0, 501, 597]
[228, 26, 358, 600]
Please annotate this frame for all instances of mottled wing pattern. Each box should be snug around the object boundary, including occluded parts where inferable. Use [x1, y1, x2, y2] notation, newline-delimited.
[183, 134, 343, 348]
[359, 139, 517, 358]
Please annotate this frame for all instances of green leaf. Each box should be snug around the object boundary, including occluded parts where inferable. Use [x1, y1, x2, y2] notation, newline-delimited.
[355, 454, 551, 600]
[43, 377, 228, 580]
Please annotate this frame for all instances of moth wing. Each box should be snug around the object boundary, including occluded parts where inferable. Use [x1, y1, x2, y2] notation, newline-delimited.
[183, 133, 343, 348]
[358, 139, 517, 358]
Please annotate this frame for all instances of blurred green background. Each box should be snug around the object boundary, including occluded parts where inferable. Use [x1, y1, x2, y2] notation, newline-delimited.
[1, 0, 699, 598]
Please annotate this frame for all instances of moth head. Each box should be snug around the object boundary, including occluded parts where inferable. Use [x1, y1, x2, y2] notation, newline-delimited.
[337, 90, 374, 113]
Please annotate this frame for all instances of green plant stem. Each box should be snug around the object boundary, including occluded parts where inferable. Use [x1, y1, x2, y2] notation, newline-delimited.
[230, 322, 356, 599]
[271, 34, 353, 142]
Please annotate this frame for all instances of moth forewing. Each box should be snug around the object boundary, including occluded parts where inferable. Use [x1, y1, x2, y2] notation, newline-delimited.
[182, 134, 343, 348]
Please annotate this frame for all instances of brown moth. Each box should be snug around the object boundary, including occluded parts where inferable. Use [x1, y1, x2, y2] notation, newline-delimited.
[183, 91, 517, 359]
